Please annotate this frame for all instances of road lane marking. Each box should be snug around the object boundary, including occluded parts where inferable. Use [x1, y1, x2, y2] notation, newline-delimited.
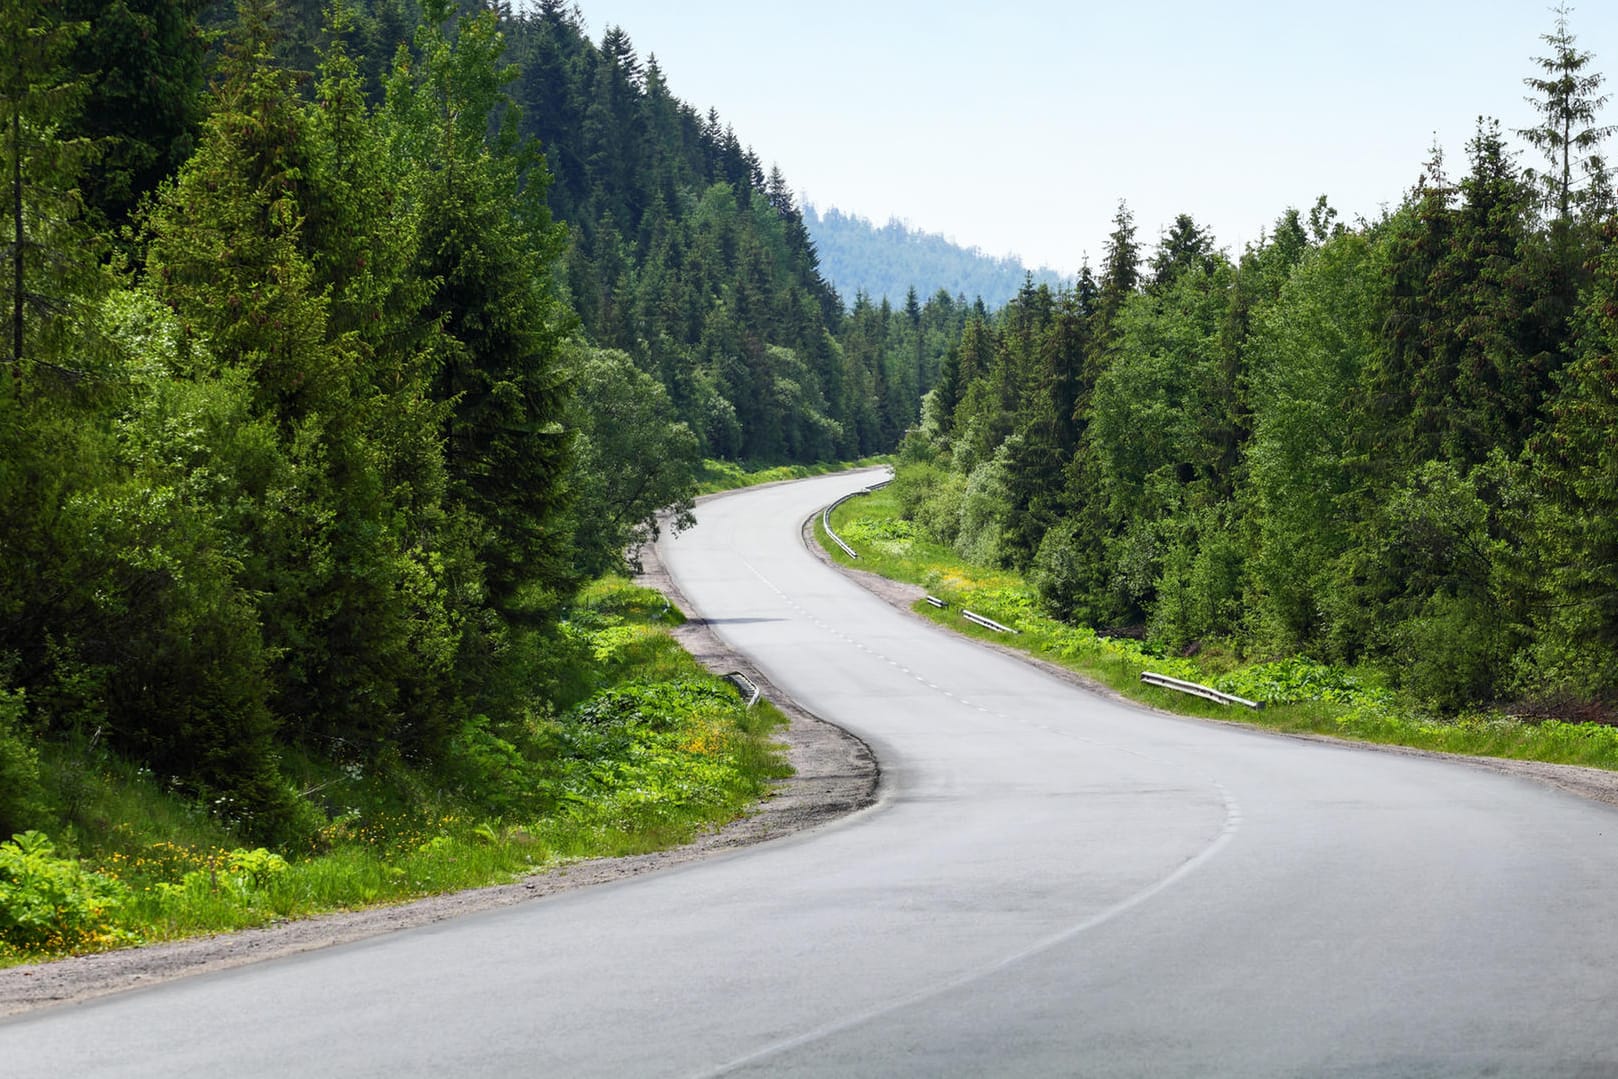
[693, 781, 1244, 1078]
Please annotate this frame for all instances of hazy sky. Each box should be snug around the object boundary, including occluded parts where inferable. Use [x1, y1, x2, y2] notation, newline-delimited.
[564, 2, 1618, 276]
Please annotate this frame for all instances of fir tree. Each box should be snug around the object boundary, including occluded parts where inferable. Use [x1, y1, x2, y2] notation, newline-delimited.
[387, 0, 575, 624]
[1519, 3, 1615, 220]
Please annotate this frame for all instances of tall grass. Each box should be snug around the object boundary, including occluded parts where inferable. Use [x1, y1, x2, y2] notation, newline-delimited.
[821, 489, 1618, 771]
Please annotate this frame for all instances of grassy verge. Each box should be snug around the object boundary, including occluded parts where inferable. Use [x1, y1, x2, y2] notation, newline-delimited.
[0, 578, 789, 967]
[696, 456, 889, 495]
[820, 487, 1618, 771]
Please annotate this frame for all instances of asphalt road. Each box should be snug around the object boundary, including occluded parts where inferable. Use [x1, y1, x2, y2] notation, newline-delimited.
[5, 470, 1618, 1077]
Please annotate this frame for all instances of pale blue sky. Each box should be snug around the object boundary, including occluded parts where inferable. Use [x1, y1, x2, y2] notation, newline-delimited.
[564, 2, 1618, 275]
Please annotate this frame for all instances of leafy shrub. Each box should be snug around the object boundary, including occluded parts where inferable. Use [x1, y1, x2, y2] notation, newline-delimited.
[1393, 592, 1510, 712]
[955, 454, 1012, 566]
[446, 714, 553, 817]
[0, 831, 131, 953]
[906, 468, 967, 547]
[570, 681, 738, 732]
[1213, 657, 1378, 706]
[152, 846, 293, 921]
[1148, 508, 1245, 650]
[1030, 519, 1093, 621]
[0, 686, 46, 837]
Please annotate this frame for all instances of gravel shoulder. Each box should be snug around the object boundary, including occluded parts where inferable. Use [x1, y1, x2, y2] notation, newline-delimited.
[0, 494, 880, 1018]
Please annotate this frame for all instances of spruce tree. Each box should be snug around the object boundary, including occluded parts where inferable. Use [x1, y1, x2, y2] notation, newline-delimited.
[1519, 3, 1615, 221]
[62, 0, 206, 231]
[386, 0, 575, 625]
[1093, 200, 1140, 350]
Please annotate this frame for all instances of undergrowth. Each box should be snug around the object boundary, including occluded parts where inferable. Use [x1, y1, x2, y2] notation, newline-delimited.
[822, 488, 1618, 771]
[0, 577, 789, 967]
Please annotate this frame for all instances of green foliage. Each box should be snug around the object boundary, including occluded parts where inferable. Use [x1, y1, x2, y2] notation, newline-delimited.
[1518, 4, 1617, 220]
[1, 0, 98, 372]
[827, 484, 1618, 772]
[1149, 505, 1245, 651]
[890, 10, 1617, 721]
[566, 345, 699, 575]
[155, 846, 290, 911]
[62, 0, 206, 231]
[388, 1, 576, 624]
[1527, 216, 1618, 700]
[1210, 657, 1380, 707]
[0, 830, 129, 954]
[0, 572, 790, 965]
[0, 686, 46, 837]
[570, 680, 737, 732]
[1244, 231, 1384, 650]
[507, 9, 918, 466]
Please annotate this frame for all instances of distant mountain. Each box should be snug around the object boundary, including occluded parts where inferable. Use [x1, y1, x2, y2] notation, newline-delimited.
[803, 203, 1070, 309]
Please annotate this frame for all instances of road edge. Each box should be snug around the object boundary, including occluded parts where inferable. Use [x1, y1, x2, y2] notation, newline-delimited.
[806, 498, 1618, 815]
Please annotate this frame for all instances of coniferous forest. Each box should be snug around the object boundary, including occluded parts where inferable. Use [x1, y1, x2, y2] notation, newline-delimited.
[6, 0, 1618, 871]
[896, 13, 1618, 722]
[0, 0, 942, 846]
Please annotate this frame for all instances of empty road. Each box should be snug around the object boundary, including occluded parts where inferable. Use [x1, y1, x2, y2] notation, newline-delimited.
[5, 469, 1617, 1077]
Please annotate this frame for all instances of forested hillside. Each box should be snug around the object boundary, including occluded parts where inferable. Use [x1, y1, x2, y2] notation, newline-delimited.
[893, 12, 1618, 719]
[804, 203, 1068, 309]
[502, 4, 954, 462]
[0, 0, 935, 851]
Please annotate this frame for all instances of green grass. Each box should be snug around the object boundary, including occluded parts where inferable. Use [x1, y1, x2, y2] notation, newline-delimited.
[820, 488, 1618, 771]
[0, 577, 791, 967]
[696, 456, 890, 495]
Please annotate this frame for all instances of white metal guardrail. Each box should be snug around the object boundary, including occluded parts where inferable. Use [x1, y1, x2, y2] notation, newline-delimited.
[924, 595, 947, 608]
[725, 671, 762, 709]
[961, 609, 1017, 634]
[819, 471, 892, 560]
[1140, 671, 1261, 709]
[822, 496, 859, 559]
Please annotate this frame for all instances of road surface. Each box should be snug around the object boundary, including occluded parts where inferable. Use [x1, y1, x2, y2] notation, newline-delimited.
[5, 470, 1617, 1077]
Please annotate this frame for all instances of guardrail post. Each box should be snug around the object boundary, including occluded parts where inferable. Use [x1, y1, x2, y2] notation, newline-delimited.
[725, 671, 762, 709]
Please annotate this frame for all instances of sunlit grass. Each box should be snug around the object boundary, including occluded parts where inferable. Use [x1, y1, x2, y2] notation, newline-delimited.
[821, 489, 1618, 772]
[1, 577, 790, 968]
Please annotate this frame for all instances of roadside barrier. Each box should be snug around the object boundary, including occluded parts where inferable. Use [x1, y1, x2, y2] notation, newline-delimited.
[962, 610, 1017, 634]
[822, 496, 859, 559]
[725, 671, 762, 709]
[1140, 671, 1260, 709]
[819, 472, 893, 560]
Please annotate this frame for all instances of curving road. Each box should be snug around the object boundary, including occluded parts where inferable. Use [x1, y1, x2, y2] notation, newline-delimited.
[6, 470, 1618, 1077]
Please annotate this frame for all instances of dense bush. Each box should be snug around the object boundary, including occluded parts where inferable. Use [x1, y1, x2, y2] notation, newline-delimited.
[0, 688, 46, 838]
[0, 832, 130, 954]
